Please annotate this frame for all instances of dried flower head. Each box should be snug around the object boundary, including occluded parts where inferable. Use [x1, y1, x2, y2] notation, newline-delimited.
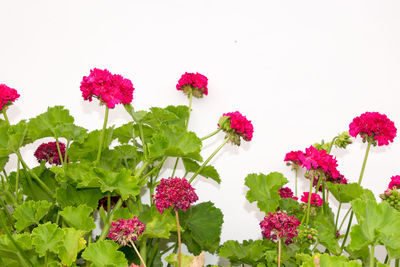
[108, 217, 145, 246]
[153, 177, 198, 214]
[349, 112, 397, 146]
[34, 141, 66, 165]
[300, 192, 323, 207]
[278, 187, 298, 200]
[0, 84, 20, 111]
[260, 211, 300, 245]
[176, 72, 208, 98]
[218, 111, 254, 145]
[80, 68, 134, 109]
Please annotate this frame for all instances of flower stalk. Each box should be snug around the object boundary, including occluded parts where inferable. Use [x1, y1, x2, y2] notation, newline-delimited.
[95, 106, 109, 165]
[201, 128, 222, 141]
[277, 237, 282, 267]
[175, 210, 182, 267]
[130, 240, 147, 267]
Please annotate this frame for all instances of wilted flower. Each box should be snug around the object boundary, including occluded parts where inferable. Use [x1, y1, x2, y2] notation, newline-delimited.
[0, 84, 20, 111]
[278, 187, 298, 200]
[260, 211, 300, 245]
[218, 111, 254, 145]
[176, 72, 208, 98]
[349, 112, 397, 146]
[34, 141, 66, 165]
[300, 192, 323, 207]
[108, 218, 145, 246]
[153, 177, 198, 214]
[80, 68, 134, 109]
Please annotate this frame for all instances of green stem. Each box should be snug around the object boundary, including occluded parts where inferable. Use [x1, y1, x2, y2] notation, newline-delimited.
[160, 243, 176, 256]
[55, 138, 64, 166]
[0, 199, 14, 223]
[370, 245, 375, 267]
[342, 142, 372, 248]
[384, 255, 389, 264]
[134, 162, 150, 180]
[138, 123, 148, 159]
[95, 106, 109, 165]
[147, 240, 159, 267]
[189, 137, 230, 183]
[327, 136, 338, 154]
[338, 208, 352, 232]
[200, 128, 222, 141]
[16, 151, 54, 198]
[335, 202, 342, 230]
[314, 175, 322, 194]
[107, 192, 111, 220]
[171, 158, 179, 178]
[295, 168, 298, 197]
[141, 157, 167, 183]
[186, 92, 193, 130]
[301, 173, 314, 226]
[139, 239, 147, 267]
[15, 159, 20, 203]
[99, 199, 123, 241]
[175, 210, 182, 267]
[64, 140, 70, 165]
[2, 109, 10, 125]
[130, 240, 147, 267]
[395, 259, 399, 267]
[278, 237, 282, 267]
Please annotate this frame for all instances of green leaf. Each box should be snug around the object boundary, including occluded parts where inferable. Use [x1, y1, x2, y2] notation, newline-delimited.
[0, 232, 33, 251]
[7, 120, 31, 152]
[0, 156, 8, 171]
[279, 198, 302, 217]
[113, 122, 134, 144]
[58, 228, 86, 266]
[164, 105, 189, 129]
[245, 172, 288, 213]
[182, 158, 220, 184]
[143, 107, 180, 128]
[113, 207, 133, 220]
[31, 222, 64, 256]
[147, 125, 202, 161]
[124, 104, 147, 123]
[219, 240, 267, 266]
[139, 206, 176, 239]
[55, 123, 88, 143]
[113, 145, 142, 170]
[300, 253, 362, 267]
[165, 253, 194, 267]
[179, 201, 223, 254]
[21, 166, 59, 202]
[51, 163, 101, 188]
[82, 240, 128, 267]
[56, 184, 103, 209]
[326, 183, 364, 203]
[98, 168, 141, 200]
[28, 106, 74, 140]
[59, 205, 96, 233]
[13, 200, 53, 232]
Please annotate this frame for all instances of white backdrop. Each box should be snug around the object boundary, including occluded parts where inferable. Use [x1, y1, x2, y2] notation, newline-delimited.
[1, 0, 400, 264]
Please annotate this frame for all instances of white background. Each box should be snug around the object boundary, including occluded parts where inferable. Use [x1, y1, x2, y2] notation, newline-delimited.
[1, 0, 400, 265]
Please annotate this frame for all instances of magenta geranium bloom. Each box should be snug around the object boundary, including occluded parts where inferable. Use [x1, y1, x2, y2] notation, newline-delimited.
[0, 84, 20, 111]
[80, 68, 134, 109]
[260, 211, 300, 245]
[153, 177, 199, 214]
[349, 112, 397, 146]
[218, 111, 254, 145]
[176, 72, 208, 98]
[108, 217, 145, 246]
[34, 141, 66, 165]
[300, 192, 323, 207]
[388, 175, 400, 190]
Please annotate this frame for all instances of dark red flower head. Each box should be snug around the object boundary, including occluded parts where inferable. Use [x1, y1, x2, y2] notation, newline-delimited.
[107, 217, 145, 246]
[349, 112, 397, 146]
[300, 192, 323, 207]
[0, 84, 20, 111]
[34, 141, 66, 165]
[153, 177, 198, 214]
[80, 68, 134, 109]
[176, 72, 208, 98]
[278, 187, 298, 200]
[218, 111, 254, 145]
[260, 212, 300, 245]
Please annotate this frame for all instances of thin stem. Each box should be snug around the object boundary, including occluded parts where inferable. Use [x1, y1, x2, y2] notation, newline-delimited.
[147, 240, 160, 267]
[141, 157, 167, 183]
[134, 162, 150, 180]
[175, 210, 182, 267]
[189, 137, 230, 183]
[95, 106, 109, 165]
[314, 175, 322, 194]
[160, 243, 176, 256]
[327, 136, 338, 154]
[138, 123, 148, 159]
[278, 238, 282, 267]
[342, 142, 372, 248]
[186, 92, 193, 130]
[384, 255, 389, 264]
[64, 140, 70, 165]
[395, 259, 399, 267]
[55, 138, 64, 166]
[0, 199, 14, 223]
[16, 151, 54, 198]
[338, 208, 352, 232]
[2, 109, 10, 125]
[15, 159, 20, 203]
[99, 199, 123, 241]
[370, 245, 375, 267]
[139, 239, 147, 267]
[171, 158, 179, 178]
[107, 193, 111, 220]
[200, 128, 222, 141]
[335, 202, 342, 230]
[295, 168, 298, 197]
[130, 240, 147, 267]
[302, 174, 314, 226]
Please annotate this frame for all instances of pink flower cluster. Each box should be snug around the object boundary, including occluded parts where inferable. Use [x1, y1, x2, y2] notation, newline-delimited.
[349, 112, 397, 146]
[108, 217, 146, 246]
[220, 111, 254, 142]
[260, 211, 300, 245]
[388, 175, 400, 190]
[300, 192, 323, 207]
[284, 146, 346, 185]
[34, 142, 66, 165]
[176, 72, 208, 97]
[0, 84, 20, 111]
[153, 177, 199, 214]
[278, 187, 298, 200]
[80, 68, 134, 109]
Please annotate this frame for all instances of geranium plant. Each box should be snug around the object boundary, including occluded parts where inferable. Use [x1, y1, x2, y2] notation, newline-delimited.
[0, 70, 254, 267]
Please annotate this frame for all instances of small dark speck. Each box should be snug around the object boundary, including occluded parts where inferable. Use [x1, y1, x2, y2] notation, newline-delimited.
[234, 40, 238, 43]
